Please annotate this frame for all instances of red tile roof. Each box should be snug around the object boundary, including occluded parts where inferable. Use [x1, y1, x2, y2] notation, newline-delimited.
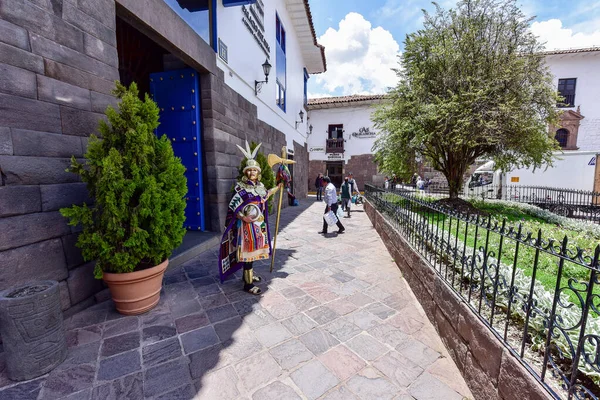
[307, 94, 388, 108]
[303, 0, 326, 73]
[541, 46, 600, 56]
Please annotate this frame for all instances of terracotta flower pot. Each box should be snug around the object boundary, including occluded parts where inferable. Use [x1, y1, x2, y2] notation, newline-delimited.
[103, 260, 168, 315]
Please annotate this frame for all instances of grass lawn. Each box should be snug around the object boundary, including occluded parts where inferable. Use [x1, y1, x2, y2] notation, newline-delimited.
[384, 193, 600, 303]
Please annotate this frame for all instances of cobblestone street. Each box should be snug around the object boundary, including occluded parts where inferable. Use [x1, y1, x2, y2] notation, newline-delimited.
[0, 199, 472, 400]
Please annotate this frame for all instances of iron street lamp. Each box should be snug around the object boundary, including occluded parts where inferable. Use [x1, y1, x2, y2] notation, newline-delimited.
[295, 110, 304, 129]
[255, 59, 272, 95]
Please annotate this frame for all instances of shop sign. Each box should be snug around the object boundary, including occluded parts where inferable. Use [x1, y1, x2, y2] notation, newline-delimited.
[309, 146, 325, 152]
[351, 127, 376, 138]
[218, 38, 228, 63]
[327, 153, 343, 160]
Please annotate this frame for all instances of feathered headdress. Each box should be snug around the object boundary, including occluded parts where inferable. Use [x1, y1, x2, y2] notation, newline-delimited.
[236, 140, 262, 173]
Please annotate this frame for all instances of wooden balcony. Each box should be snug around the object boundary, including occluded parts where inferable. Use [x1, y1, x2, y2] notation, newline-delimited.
[326, 138, 344, 153]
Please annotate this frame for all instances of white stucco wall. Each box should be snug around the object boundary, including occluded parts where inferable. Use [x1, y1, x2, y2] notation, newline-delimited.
[307, 104, 378, 162]
[545, 51, 600, 151]
[216, 1, 311, 148]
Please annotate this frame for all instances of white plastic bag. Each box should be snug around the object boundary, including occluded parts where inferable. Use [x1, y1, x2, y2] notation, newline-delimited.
[323, 210, 338, 227]
[336, 206, 344, 220]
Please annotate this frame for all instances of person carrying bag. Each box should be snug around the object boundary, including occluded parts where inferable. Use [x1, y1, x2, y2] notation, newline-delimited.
[318, 176, 345, 234]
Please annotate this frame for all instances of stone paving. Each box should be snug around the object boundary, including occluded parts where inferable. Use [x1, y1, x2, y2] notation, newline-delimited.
[0, 198, 473, 400]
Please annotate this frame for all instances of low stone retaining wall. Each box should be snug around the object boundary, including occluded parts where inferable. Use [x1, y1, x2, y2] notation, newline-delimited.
[364, 200, 553, 400]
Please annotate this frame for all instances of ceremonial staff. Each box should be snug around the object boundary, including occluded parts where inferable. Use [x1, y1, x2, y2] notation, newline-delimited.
[267, 146, 295, 273]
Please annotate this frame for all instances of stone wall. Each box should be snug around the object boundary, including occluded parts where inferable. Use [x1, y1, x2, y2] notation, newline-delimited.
[307, 154, 384, 192]
[0, 0, 117, 314]
[200, 68, 290, 233]
[364, 201, 553, 400]
[292, 141, 309, 199]
[308, 159, 325, 192]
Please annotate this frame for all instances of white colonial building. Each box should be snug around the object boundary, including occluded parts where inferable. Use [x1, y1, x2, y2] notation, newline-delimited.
[543, 47, 600, 151]
[306, 95, 386, 190]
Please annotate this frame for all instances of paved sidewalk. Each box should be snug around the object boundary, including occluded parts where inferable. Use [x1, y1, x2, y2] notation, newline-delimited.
[0, 199, 473, 400]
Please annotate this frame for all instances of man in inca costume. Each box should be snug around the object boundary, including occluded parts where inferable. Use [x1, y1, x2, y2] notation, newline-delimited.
[218, 141, 279, 295]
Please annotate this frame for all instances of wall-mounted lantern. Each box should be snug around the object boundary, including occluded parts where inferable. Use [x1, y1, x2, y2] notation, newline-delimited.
[254, 59, 272, 95]
[295, 110, 304, 129]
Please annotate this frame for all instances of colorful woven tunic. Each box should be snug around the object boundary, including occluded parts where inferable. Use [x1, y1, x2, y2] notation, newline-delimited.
[218, 177, 271, 282]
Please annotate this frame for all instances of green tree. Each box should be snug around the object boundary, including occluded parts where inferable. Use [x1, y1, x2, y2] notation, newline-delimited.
[236, 142, 276, 213]
[61, 82, 187, 278]
[373, 0, 560, 198]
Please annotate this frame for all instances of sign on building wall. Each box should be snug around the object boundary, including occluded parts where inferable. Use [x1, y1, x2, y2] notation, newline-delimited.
[327, 153, 344, 160]
[218, 38, 228, 63]
[351, 127, 376, 138]
[242, 1, 270, 58]
[309, 146, 325, 152]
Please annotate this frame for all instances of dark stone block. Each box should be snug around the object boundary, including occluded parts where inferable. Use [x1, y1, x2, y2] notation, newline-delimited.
[12, 129, 84, 158]
[97, 349, 141, 381]
[78, 0, 116, 30]
[103, 317, 139, 338]
[0, 212, 70, 251]
[188, 344, 223, 380]
[0, 377, 45, 400]
[142, 337, 182, 368]
[498, 350, 551, 400]
[0, 19, 29, 50]
[174, 312, 209, 334]
[67, 262, 104, 305]
[37, 75, 92, 110]
[90, 91, 118, 114]
[0, 63, 36, 98]
[84, 33, 118, 67]
[0, 281, 67, 381]
[0, 42, 44, 75]
[41, 182, 90, 211]
[143, 358, 192, 398]
[30, 33, 118, 81]
[65, 307, 107, 330]
[59, 281, 71, 311]
[100, 331, 140, 358]
[0, 127, 11, 155]
[44, 59, 115, 95]
[91, 372, 143, 400]
[60, 106, 107, 137]
[62, 1, 116, 48]
[42, 364, 95, 400]
[142, 325, 177, 345]
[0, 238, 68, 288]
[0, 155, 80, 185]
[0, 0, 84, 51]
[0, 93, 61, 133]
[61, 233, 84, 269]
[180, 326, 219, 354]
[55, 341, 100, 372]
[0, 185, 41, 217]
[155, 384, 196, 400]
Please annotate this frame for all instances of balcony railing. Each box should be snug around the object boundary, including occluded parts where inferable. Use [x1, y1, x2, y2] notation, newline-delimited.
[326, 138, 344, 153]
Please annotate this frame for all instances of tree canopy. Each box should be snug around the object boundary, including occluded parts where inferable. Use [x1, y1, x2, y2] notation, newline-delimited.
[373, 0, 561, 198]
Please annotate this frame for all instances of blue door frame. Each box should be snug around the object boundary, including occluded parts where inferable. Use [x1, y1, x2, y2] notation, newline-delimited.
[150, 68, 206, 231]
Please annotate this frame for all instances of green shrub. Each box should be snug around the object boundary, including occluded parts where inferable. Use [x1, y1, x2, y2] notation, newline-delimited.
[236, 142, 276, 213]
[60, 82, 187, 278]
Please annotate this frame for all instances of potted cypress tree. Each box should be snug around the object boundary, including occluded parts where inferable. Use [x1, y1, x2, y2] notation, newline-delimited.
[61, 82, 187, 315]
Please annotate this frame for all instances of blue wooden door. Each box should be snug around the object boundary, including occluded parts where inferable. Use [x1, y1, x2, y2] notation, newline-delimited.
[150, 68, 205, 231]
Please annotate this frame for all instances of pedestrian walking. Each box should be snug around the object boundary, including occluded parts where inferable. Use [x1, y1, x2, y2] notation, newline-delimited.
[315, 173, 324, 201]
[340, 177, 352, 217]
[319, 176, 345, 234]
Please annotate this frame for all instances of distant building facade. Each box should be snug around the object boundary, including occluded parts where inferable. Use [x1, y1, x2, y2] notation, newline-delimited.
[543, 47, 600, 151]
[306, 95, 386, 191]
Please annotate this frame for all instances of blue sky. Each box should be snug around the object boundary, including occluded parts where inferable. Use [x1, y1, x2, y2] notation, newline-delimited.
[307, 0, 600, 97]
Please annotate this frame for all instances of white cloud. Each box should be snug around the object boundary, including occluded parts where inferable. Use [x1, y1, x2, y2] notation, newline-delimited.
[531, 19, 600, 50]
[314, 12, 400, 96]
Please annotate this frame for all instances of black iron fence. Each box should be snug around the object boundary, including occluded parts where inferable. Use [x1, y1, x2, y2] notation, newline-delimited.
[365, 184, 600, 399]
[385, 182, 600, 223]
